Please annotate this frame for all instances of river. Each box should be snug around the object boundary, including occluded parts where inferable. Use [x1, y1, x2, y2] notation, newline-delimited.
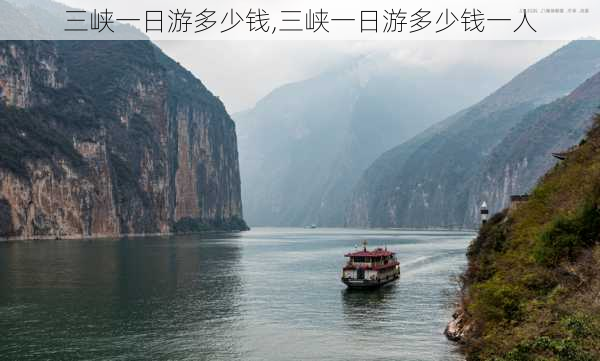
[0, 228, 474, 361]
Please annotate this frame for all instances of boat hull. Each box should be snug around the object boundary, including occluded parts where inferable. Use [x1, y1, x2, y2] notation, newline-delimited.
[342, 274, 399, 289]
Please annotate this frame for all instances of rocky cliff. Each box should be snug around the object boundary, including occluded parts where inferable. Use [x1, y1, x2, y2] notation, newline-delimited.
[347, 40, 600, 228]
[469, 70, 600, 224]
[0, 40, 246, 239]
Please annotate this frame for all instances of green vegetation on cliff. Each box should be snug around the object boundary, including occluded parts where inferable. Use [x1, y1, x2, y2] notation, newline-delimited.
[459, 115, 600, 361]
[0, 37, 246, 239]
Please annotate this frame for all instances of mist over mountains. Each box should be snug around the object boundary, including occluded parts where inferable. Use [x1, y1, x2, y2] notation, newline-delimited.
[3, 0, 599, 232]
[238, 40, 600, 229]
[347, 40, 600, 228]
[236, 57, 513, 227]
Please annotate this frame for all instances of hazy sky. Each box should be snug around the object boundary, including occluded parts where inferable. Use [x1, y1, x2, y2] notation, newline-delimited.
[52, 1, 566, 113]
[155, 41, 565, 113]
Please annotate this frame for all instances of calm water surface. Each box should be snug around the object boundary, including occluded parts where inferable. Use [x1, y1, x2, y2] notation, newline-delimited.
[0, 228, 474, 361]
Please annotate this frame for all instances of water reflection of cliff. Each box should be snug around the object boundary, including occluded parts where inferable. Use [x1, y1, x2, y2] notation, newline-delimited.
[0, 233, 243, 360]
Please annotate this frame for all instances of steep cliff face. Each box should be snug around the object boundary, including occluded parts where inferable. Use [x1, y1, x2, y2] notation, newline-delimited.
[347, 40, 600, 228]
[468, 71, 600, 223]
[0, 41, 65, 108]
[0, 40, 246, 239]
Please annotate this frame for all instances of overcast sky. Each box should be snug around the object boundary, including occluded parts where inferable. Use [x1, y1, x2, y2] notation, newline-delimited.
[154, 41, 565, 113]
[51, 1, 567, 113]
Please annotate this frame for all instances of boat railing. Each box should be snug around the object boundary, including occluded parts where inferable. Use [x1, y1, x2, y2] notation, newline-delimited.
[345, 260, 399, 269]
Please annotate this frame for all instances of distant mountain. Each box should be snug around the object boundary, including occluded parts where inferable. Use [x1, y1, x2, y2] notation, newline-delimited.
[470, 71, 600, 223]
[347, 40, 600, 228]
[1, 0, 145, 40]
[236, 59, 509, 227]
[0, 0, 46, 39]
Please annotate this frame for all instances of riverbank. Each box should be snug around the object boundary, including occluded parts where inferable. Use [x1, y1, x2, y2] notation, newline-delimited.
[0, 227, 249, 242]
[447, 117, 600, 360]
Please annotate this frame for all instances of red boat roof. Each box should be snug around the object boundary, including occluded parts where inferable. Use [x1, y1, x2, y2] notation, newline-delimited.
[345, 248, 395, 257]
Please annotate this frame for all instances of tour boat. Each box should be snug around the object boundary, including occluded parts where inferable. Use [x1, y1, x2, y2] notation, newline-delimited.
[341, 241, 400, 288]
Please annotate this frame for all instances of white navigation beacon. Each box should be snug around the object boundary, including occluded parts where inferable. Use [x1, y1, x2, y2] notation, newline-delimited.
[480, 201, 489, 225]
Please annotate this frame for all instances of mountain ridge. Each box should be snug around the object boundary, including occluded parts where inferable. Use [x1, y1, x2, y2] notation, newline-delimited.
[347, 40, 600, 228]
[0, 2, 247, 239]
[237, 58, 511, 227]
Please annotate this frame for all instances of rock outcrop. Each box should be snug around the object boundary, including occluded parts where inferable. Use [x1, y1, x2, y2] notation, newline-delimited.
[0, 40, 246, 239]
[444, 308, 469, 342]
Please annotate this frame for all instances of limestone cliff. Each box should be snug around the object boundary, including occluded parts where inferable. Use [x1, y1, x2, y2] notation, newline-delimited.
[0, 41, 246, 239]
[347, 40, 600, 228]
[467, 70, 600, 224]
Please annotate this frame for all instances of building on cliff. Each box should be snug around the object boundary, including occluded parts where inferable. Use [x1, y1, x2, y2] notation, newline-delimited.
[509, 194, 529, 210]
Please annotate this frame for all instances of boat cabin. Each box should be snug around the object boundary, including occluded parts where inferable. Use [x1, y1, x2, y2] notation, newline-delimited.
[341, 242, 400, 287]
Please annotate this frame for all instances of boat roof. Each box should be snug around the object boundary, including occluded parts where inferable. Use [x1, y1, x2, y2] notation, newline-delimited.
[345, 248, 395, 257]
